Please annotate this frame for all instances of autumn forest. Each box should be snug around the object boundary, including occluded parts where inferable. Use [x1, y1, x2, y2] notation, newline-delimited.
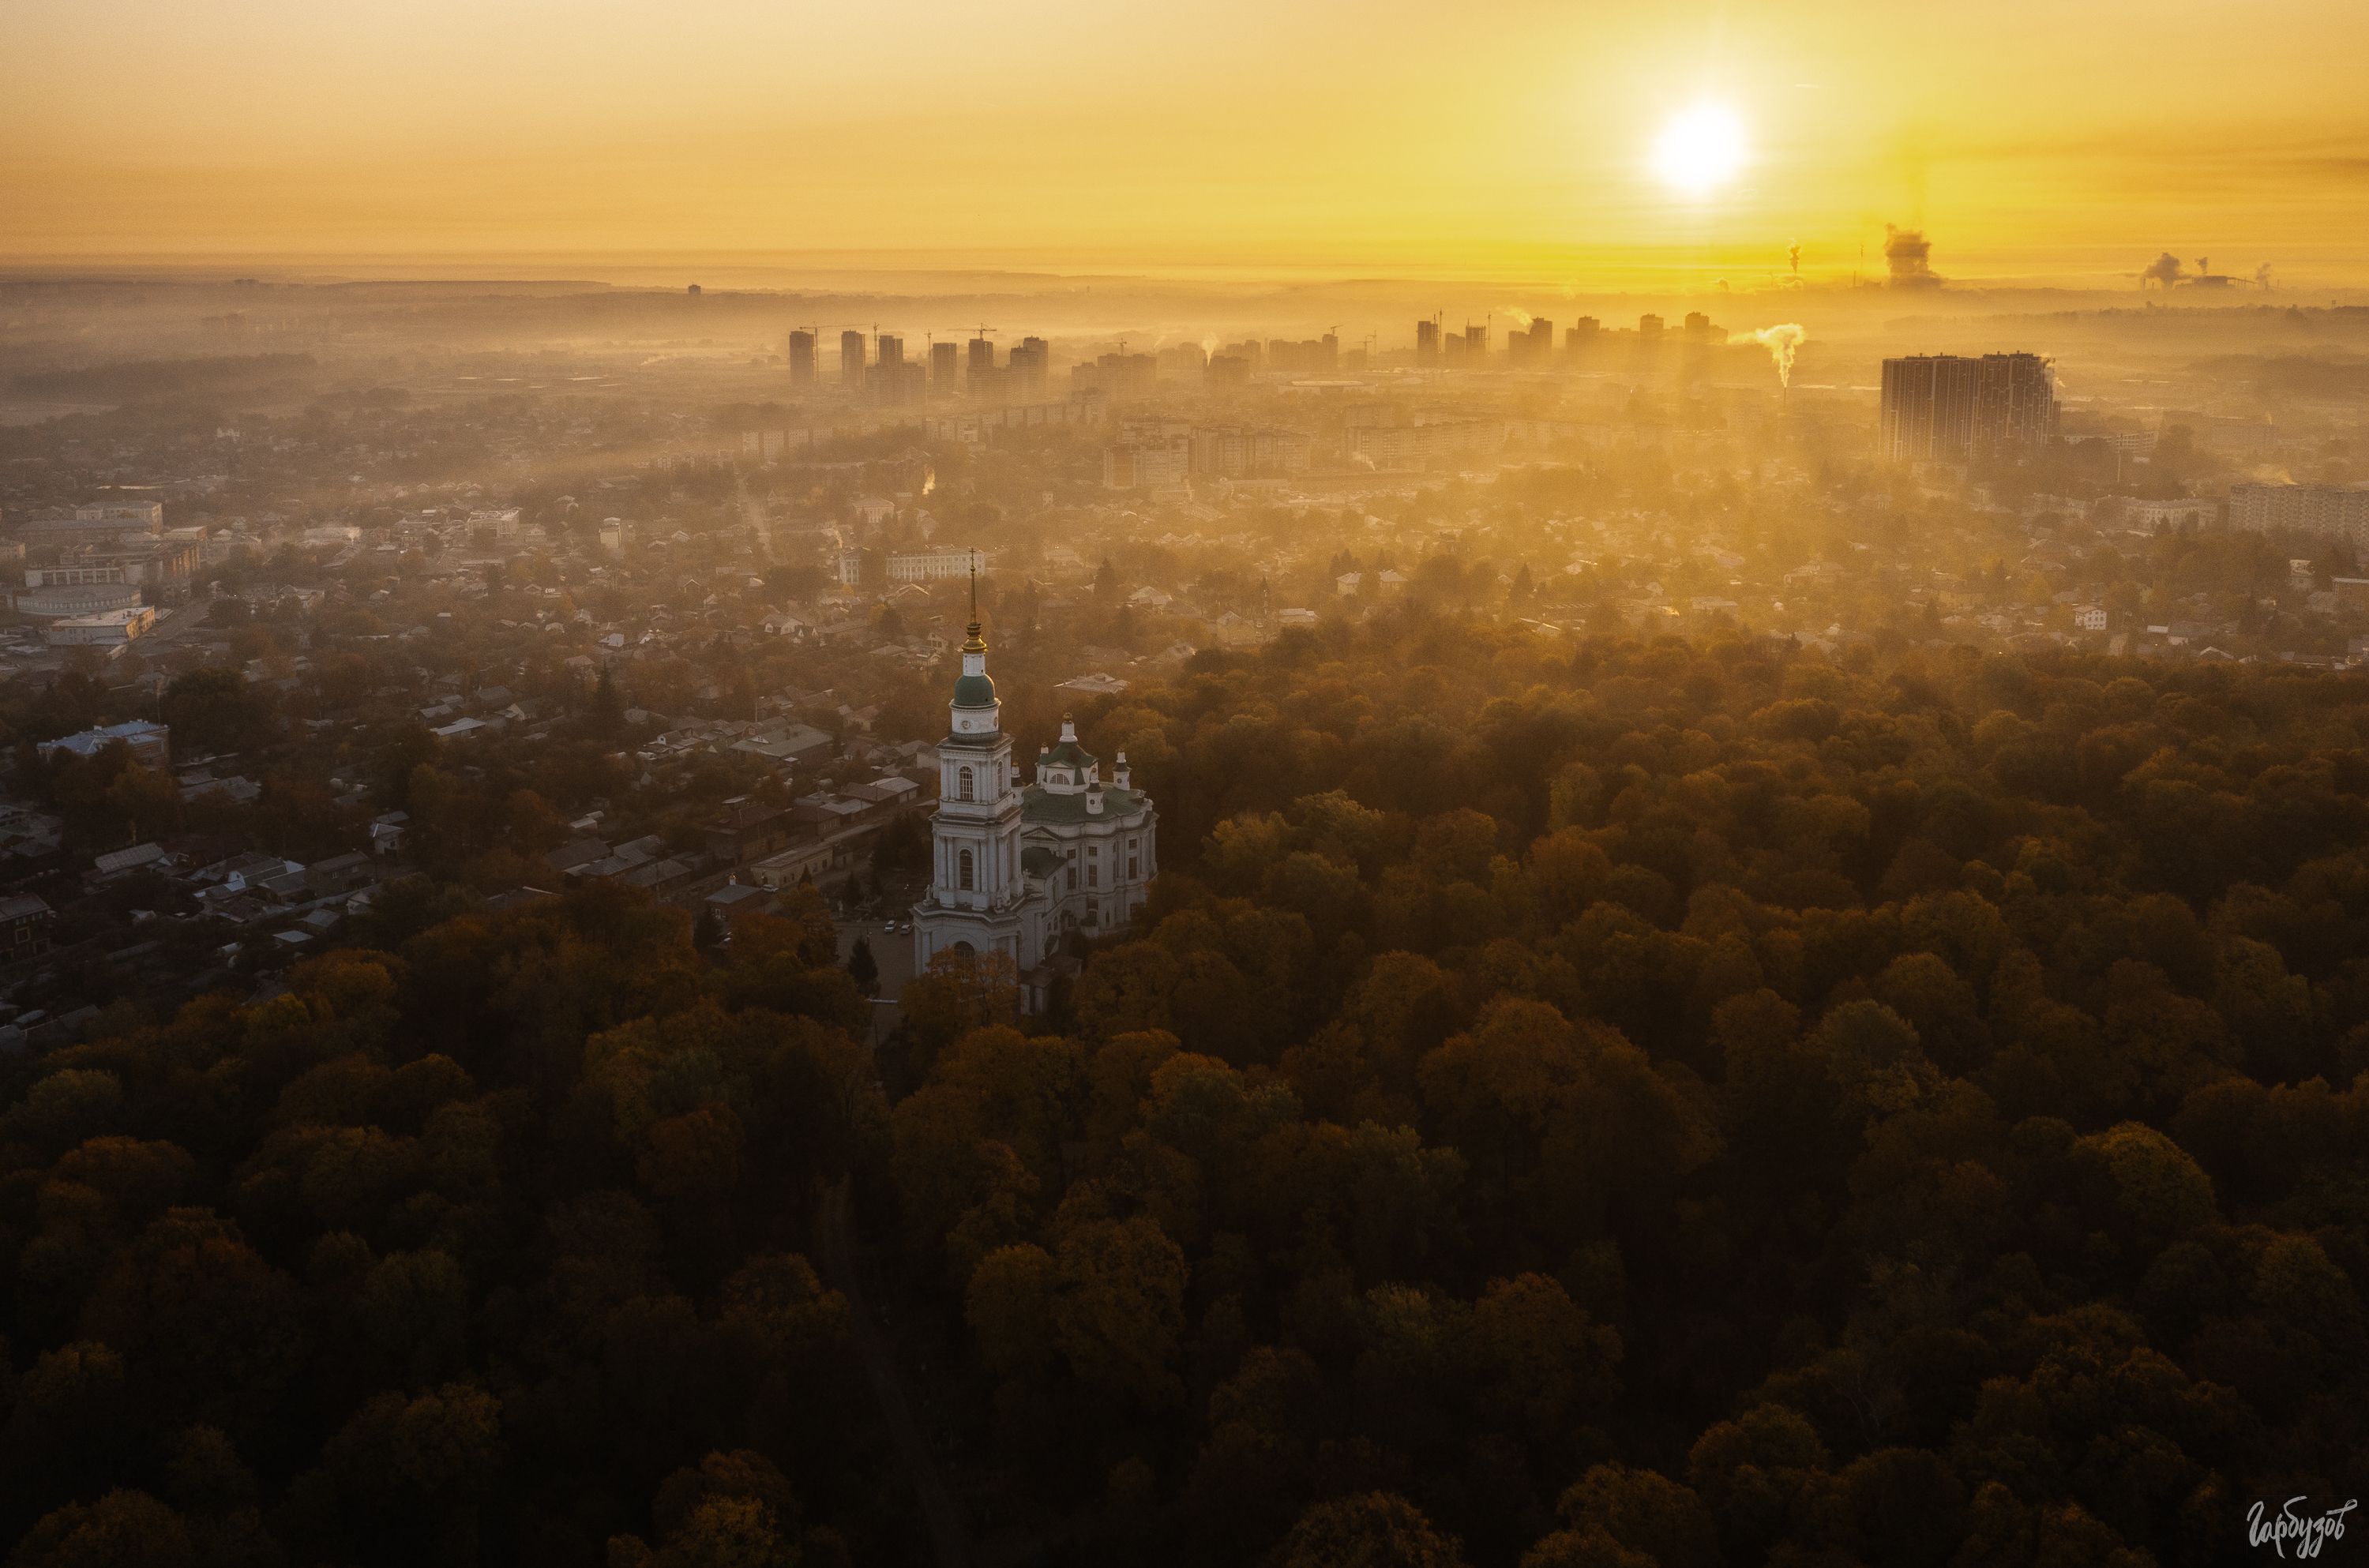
[6, 613, 2368, 1566]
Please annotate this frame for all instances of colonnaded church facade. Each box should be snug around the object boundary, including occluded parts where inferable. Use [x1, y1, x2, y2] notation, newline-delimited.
[910, 611, 1157, 990]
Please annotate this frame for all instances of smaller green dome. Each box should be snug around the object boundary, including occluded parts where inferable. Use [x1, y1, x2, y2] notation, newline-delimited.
[952, 672, 997, 708]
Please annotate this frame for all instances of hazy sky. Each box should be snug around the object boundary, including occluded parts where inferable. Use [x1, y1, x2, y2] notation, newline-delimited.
[5, 0, 2366, 283]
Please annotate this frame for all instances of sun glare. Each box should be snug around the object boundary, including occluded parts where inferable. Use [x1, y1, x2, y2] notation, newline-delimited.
[1650, 101, 1748, 197]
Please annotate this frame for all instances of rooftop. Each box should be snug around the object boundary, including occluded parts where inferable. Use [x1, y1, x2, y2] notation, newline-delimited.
[1022, 782, 1150, 826]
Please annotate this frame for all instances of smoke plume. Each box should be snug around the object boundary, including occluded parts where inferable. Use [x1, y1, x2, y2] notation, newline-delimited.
[1787, 240, 1801, 276]
[1744, 324, 1807, 388]
[2142, 251, 2187, 287]
[1500, 306, 1534, 328]
[1883, 225, 1940, 287]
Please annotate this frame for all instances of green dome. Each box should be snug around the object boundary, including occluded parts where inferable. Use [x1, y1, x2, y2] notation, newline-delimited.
[952, 672, 997, 708]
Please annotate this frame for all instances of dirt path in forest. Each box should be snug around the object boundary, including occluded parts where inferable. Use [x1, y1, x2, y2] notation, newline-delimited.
[816, 1178, 969, 1568]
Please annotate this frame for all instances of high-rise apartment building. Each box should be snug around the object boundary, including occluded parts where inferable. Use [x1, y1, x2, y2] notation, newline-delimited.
[1880, 353, 2059, 462]
[1260, 339, 1338, 373]
[871, 351, 925, 407]
[1509, 318, 1554, 366]
[1187, 424, 1312, 478]
[1882, 355, 1980, 461]
[1008, 337, 1049, 399]
[1074, 352, 1155, 399]
[1415, 320, 1440, 366]
[2228, 483, 2369, 551]
[840, 330, 865, 386]
[930, 339, 959, 395]
[787, 330, 815, 387]
[1975, 352, 2059, 451]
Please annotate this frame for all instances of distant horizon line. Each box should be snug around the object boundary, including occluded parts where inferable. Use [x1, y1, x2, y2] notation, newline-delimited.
[2, 253, 2363, 305]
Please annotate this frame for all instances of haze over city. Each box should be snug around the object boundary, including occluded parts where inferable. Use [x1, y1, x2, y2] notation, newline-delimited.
[5, 5, 2369, 1568]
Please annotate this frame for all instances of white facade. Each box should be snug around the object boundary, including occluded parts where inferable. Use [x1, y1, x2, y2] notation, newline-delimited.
[1012, 717, 1158, 955]
[16, 503, 166, 551]
[14, 582, 142, 620]
[23, 538, 199, 591]
[913, 617, 1039, 973]
[47, 606, 155, 647]
[888, 547, 986, 583]
[913, 619, 1157, 990]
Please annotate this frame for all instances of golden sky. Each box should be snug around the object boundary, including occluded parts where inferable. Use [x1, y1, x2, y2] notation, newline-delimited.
[4, 0, 2366, 283]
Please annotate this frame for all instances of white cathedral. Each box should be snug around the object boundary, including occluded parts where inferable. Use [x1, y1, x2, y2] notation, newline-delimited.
[911, 609, 1157, 990]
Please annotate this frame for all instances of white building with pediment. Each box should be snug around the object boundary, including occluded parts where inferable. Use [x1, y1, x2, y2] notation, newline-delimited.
[911, 609, 1156, 991]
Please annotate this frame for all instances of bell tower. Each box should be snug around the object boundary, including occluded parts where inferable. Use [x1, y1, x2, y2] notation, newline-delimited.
[914, 562, 1033, 970]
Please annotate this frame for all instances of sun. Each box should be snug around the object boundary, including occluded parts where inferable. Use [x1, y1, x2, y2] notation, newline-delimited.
[1651, 102, 1748, 197]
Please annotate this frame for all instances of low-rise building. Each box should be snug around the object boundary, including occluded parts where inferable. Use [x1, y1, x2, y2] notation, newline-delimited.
[14, 501, 165, 551]
[47, 606, 156, 647]
[15, 582, 143, 620]
[38, 719, 170, 769]
[706, 798, 794, 864]
[886, 547, 987, 583]
[0, 894, 55, 959]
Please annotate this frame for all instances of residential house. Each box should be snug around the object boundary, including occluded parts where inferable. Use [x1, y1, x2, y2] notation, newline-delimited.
[0, 895, 55, 958]
[705, 798, 794, 865]
[38, 719, 171, 770]
[370, 812, 410, 857]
